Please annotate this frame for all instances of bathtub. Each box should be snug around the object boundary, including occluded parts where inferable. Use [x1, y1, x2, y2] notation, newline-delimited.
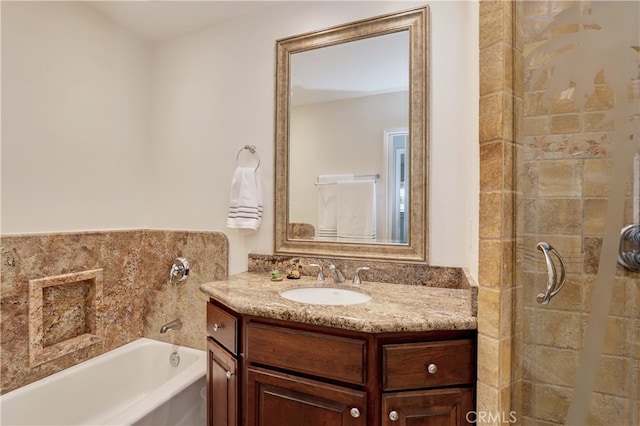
[0, 338, 207, 426]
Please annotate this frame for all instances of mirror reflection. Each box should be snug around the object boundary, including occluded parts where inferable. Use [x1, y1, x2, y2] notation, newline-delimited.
[288, 31, 410, 244]
[274, 6, 429, 262]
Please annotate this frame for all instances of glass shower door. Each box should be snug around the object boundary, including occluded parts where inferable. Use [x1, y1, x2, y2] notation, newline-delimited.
[514, 1, 639, 424]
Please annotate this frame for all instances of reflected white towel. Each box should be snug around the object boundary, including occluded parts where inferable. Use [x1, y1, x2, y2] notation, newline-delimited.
[227, 167, 263, 230]
[317, 174, 353, 239]
[337, 180, 376, 241]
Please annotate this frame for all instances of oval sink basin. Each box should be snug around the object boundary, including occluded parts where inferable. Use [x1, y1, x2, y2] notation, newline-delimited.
[279, 287, 372, 306]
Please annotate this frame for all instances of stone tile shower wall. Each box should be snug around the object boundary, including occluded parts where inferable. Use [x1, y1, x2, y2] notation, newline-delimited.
[513, 2, 639, 425]
[477, 0, 517, 418]
[0, 230, 228, 394]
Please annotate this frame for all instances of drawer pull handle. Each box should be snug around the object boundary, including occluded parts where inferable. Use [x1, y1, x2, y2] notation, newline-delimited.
[225, 370, 234, 380]
[213, 323, 223, 332]
[389, 410, 399, 421]
[427, 363, 437, 374]
[350, 408, 360, 418]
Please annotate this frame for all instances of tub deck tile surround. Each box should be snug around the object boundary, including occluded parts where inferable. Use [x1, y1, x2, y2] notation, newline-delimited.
[200, 272, 477, 333]
[0, 229, 228, 394]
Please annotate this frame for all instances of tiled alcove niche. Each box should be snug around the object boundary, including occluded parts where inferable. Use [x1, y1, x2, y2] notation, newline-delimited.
[28, 269, 104, 367]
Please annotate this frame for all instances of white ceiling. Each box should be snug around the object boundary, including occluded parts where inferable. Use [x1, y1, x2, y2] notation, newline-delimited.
[88, 1, 283, 42]
[291, 31, 409, 106]
[87, 1, 409, 104]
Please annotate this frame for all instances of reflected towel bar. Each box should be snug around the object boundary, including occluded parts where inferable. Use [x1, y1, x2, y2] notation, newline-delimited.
[315, 173, 379, 185]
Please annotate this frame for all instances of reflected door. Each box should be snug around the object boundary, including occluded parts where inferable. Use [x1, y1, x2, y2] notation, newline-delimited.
[386, 130, 409, 244]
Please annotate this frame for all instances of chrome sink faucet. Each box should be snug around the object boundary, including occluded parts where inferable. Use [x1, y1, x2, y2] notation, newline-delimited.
[328, 264, 345, 283]
[309, 263, 324, 281]
[352, 266, 370, 285]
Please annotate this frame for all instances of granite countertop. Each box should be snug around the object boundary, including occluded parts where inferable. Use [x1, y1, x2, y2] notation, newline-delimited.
[200, 272, 477, 333]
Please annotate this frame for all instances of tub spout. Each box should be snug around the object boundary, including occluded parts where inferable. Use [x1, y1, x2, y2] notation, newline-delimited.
[160, 319, 182, 333]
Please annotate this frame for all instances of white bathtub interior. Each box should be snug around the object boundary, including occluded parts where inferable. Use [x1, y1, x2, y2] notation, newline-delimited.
[0, 338, 206, 426]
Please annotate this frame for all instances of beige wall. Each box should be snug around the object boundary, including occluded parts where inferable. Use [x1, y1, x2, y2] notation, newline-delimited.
[2, 1, 479, 276]
[1, 2, 151, 232]
[147, 0, 479, 274]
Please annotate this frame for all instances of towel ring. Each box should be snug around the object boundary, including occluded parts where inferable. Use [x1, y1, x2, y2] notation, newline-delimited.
[236, 145, 260, 171]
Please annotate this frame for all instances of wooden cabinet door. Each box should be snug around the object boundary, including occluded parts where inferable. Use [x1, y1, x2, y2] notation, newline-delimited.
[247, 366, 367, 426]
[382, 388, 474, 426]
[207, 339, 238, 426]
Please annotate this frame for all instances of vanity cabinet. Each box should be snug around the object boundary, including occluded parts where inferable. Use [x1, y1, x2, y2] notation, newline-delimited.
[206, 299, 476, 426]
[207, 303, 240, 426]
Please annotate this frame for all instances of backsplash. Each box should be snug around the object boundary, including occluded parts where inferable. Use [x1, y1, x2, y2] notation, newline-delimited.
[248, 254, 468, 288]
[0, 230, 228, 394]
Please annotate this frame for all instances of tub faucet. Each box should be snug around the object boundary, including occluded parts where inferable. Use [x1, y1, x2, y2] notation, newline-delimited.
[328, 264, 345, 283]
[160, 319, 182, 333]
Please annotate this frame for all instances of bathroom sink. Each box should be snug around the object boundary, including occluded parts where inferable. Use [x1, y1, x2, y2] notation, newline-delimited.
[279, 287, 372, 306]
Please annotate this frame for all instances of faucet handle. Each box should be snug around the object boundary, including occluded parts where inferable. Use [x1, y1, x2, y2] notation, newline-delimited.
[309, 263, 324, 281]
[352, 266, 370, 285]
[169, 257, 189, 284]
[328, 264, 346, 283]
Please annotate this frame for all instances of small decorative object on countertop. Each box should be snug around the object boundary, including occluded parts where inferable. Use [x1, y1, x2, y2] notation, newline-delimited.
[286, 269, 300, 279]
[270, 269, 283, 281]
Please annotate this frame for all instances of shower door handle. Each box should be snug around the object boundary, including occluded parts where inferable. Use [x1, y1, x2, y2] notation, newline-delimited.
[536, 242, 567, 304]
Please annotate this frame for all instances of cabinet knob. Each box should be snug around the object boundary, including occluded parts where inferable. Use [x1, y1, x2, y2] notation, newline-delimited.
[427, 363, 437, 374]
[213, 323, 223, 332]
[389, 410, 399, 421]
[225, 370, 234, 380]
[350, 408, 360, 418]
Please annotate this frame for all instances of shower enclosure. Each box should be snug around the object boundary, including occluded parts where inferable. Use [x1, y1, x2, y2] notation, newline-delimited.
[513, 1, 639, 424]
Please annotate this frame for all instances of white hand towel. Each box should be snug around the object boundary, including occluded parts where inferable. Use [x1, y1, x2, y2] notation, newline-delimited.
[336, 180, 376, 241]
[317, 174, 353, 239]
[227, 167, 263, 230]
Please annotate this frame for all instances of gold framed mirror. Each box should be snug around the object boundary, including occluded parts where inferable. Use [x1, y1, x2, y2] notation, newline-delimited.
[274, 6, 429, 262]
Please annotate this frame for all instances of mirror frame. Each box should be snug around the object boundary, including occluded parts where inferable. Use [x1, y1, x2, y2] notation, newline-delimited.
[274, 6, 429, 262]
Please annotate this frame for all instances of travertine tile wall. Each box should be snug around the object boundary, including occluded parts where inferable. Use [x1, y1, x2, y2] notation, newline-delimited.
[477, 1, 517, 421]
[0, 230, 228, 394]
[512, 2, 640, 425]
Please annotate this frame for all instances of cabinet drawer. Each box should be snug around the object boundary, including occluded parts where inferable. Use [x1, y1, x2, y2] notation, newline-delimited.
[381, 387, 474, 425]
[246, 323, 366, 385]
[383, 339, 475, 391]
[207, 302, 238, 355]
